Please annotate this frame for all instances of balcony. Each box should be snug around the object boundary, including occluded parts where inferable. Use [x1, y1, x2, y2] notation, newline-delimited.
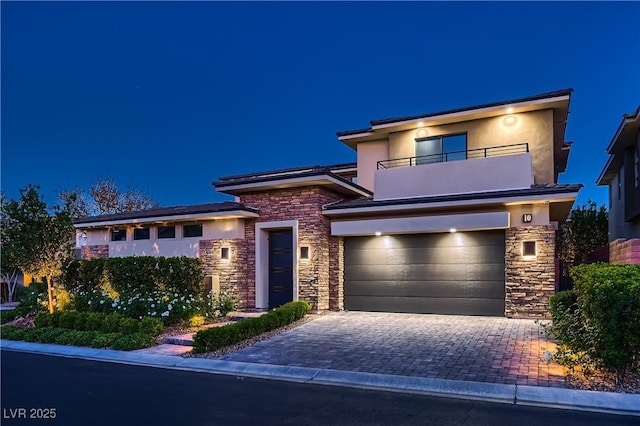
[373, 143, 533, 200]
[377, 143, 529, 169]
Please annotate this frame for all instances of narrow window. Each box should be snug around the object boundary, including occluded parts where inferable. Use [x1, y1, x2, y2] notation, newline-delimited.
[111, 229, 127, 242]
[133, 227, 150, 240]
[634, 143, 639, 188]
[183, 224, 203, 238]
[157, 226, 175, 239]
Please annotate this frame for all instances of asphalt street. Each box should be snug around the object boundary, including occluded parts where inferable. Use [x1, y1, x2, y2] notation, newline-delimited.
[1, 350, 637, 426]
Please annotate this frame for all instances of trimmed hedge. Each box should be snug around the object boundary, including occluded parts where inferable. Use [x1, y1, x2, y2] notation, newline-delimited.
[61, 256, 205, 296]
[193, 301, 311, 353]
[33, 311, 163, 336]
[1, 325, 155, 351]
[549, 263, 640, 383]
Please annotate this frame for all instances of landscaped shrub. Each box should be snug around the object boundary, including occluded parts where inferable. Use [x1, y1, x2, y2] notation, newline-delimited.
[118, 317, 140, 334]
[37, 328, 68, 344]
[1, 308, 29, 325]
[1, 325, 28, 340]
[58, 311, 80, 329]
[34, 312, 51, 328]
[193, 301, 311, 353]
[111, 333, 156, 351]
[140, 317, 163, 336]
[15, 282, 47, 313]
[86, 312, 106, 331]
[33, 311, 162, 336]
[91, 332, 123, 348]
[62, 256, 205, 297]
[102, 312, 124, 333]
[548, 263, 640, 384]
[71, 288, 233, 325]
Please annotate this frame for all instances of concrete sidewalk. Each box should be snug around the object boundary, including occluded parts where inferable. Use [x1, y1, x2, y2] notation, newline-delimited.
[2, 339, 639, 417]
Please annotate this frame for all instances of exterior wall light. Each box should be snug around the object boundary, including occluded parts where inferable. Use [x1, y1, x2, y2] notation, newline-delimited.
[300, 246, 310, 261]
[523, 241, 536, 258]
[522, 214, 533, 223]
[220, 247, 230, 261]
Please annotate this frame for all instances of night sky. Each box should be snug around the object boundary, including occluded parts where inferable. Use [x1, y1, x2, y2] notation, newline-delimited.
[2, 2, 639, 210]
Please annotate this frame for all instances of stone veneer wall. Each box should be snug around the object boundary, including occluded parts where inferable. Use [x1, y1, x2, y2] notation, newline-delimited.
[238, 186, 344, 311]
[505, 225, 556, 318]
[609, 238, 640, 265]
[199, 239, 250, 305]
[80, 245, 109, 260]
[328, 236, 344, 311]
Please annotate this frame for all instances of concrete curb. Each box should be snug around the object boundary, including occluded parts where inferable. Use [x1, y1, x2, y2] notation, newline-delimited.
[2, 340, 639, 417]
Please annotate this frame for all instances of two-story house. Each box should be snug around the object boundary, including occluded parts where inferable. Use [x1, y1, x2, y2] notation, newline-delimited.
[75, 89, 581, 318]
[597, 106, 640, 264]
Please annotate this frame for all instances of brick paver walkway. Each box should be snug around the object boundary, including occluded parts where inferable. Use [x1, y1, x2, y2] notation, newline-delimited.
[219, 312, 565, 387]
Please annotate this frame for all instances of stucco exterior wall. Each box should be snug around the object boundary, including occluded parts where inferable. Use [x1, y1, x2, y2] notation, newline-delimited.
[386, 109, 554, 185]
[374, 153, 533, 200]
[505, 225, 556, 318]
[356, 139, 389, 191]
[76, 219, 244, 258]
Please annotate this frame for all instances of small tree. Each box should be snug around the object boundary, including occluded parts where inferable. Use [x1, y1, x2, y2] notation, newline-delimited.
[59, 178, 159, 219]
[557, 201, 608, 263]
[2, 185, 75, 313]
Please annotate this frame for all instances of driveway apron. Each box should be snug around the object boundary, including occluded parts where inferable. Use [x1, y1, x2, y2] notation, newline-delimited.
[219, 312, 565, 387]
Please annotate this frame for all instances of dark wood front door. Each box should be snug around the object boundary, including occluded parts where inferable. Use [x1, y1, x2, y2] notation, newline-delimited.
[268, 230, 293, 309]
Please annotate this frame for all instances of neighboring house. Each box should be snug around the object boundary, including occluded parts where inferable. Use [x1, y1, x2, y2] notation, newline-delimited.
[597, 106, 640, 264]
[75, 89, 581, 318]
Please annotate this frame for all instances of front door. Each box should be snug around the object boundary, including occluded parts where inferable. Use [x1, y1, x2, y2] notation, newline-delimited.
[268, 230, 293, 309]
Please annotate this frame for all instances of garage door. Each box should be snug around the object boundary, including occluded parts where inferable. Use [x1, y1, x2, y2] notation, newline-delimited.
[344, 230, 505, 316]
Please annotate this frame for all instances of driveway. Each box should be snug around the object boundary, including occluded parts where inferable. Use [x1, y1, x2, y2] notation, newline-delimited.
[219, 311, 565, 387]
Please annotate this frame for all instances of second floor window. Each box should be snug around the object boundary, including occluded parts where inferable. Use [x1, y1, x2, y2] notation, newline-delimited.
[415, 133, 467, 165]
[158, 226, 176, 239]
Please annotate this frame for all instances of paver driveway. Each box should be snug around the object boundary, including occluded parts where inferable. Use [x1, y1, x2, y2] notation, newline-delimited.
[219, 312, 565, 387]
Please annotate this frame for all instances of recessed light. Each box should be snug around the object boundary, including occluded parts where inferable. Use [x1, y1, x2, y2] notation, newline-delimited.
[506, 107, 514, 114]
[449, 228, 457, 233]
[375, 232, 382, 236]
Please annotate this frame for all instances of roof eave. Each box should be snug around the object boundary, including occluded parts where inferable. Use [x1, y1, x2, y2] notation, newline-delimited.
[74, 209, 260, 228]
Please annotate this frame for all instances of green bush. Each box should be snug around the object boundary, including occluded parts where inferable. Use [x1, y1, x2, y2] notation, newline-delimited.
[111, 333, 156, 351]
[549, 263, 640, 383]
[37, 328, 68, 344]
[48, 311, 63, 328]
[140, 317, 164, 336]
[118, 318, 140, 334]
[1, 309, 24, 325]
[102, 312, 124, 333]
[91, 332, 123, 348]
[34, 312, 51, 328]
[61, 256, 204, 296]
[16, 283, 47, 312]
[1, 325, 28, 340]
[86, 312, 106, 331]
[193, 301, 311, 353]
[58, 311, 80, 329]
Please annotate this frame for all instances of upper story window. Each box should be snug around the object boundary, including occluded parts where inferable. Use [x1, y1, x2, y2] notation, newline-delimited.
[183, 224, 203, 238]
[111, 229, 127, 242]
[415, 133, 467, 165]
[133, 227, 150, 240]
[158, 225, 176, 239]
